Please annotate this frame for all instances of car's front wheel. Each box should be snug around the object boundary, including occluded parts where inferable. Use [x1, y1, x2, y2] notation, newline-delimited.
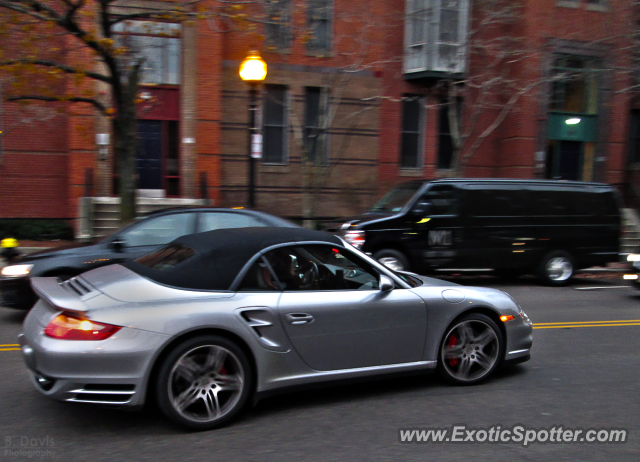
[438, 314, 504, 385]
[156, 335, 252, 430]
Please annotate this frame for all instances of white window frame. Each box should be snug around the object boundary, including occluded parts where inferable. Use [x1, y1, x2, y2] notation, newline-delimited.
[404, 0, 470, 74]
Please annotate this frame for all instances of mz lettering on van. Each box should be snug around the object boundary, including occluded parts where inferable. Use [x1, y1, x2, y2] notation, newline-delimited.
[428, 230, 452, 247]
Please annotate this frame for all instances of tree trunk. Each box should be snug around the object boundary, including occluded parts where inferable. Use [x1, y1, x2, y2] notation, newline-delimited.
[112, 66, 140, 224]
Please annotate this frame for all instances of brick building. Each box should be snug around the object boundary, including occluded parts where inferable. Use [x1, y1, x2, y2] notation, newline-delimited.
[0, 0, 638, 233]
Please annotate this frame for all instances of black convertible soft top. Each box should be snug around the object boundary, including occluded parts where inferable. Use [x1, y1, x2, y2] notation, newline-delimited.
[123, 227, 342, 291]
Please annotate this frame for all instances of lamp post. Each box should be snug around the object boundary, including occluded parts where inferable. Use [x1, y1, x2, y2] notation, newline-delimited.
[239, 50, 267, 208]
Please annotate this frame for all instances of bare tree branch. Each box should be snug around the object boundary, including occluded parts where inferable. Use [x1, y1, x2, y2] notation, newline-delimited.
[8, 94, 108, 113]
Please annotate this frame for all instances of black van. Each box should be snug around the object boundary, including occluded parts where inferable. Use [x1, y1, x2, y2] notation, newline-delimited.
[327, 179, 621, 285]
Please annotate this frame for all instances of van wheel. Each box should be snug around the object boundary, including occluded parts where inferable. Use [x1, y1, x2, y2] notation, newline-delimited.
[373, 249, 409, 272]
[538, 251, 574, 286]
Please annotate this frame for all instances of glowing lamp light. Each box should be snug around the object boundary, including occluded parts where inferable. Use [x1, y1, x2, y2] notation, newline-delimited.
[239, 51, 267, 82]
[565, 118, 581, 125]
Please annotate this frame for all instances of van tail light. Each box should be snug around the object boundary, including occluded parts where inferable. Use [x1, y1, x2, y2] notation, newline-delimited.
[44, 313, 121, 341]
[343, 230, 366, 248]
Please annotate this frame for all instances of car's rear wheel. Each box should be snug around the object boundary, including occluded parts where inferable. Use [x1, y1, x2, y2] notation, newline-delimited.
[538, 250, 574, 286]
[372, 249, 409, 272]
[156, 336, 252, 430]
[438, 314, 503, 385]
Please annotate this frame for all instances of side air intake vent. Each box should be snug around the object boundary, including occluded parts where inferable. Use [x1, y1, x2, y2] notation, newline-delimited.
[239, 308, 290, 353]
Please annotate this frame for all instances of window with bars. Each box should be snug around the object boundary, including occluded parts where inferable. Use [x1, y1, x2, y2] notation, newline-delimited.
[265, 0, 292, 51]
[304, 87, 329, 165]
[263, 85, 288, 164]
[400, 95, 424, 169]
[404, 0, 470, 74]
[306, 0, 332, 53]
[113, 21, 181, 85]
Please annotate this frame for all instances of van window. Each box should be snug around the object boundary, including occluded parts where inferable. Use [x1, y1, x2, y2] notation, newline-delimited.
[466, 186, 525, 217]
[421, 185, 457, 216]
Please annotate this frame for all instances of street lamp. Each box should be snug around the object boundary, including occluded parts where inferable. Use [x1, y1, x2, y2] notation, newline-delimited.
[239, 50, 267, 208]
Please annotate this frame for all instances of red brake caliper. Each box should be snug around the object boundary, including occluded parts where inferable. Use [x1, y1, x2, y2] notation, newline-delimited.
[448, 335, 459, 367]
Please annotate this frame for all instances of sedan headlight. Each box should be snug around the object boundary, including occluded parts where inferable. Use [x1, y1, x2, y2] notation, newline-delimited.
[1, 264, 34, 277]
[627, 254, 640, 262]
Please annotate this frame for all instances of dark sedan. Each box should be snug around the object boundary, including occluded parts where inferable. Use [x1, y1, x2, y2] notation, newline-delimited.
[0, 208, 297, 309]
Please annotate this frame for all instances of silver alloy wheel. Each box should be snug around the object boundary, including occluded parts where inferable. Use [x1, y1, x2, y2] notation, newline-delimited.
[545, 256, 573, 282]
[378, 256, 405, 272]
[168, 345, 245, 424]
[441, 320, 499, 382]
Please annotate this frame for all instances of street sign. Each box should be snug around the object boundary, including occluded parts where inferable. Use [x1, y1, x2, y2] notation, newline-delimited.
[251, 134, 263, 158]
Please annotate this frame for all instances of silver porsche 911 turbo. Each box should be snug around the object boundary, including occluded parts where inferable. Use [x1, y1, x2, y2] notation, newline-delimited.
[19, 227, 533, 430]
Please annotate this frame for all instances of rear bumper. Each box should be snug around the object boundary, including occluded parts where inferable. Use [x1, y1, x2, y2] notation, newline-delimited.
[19, 304, 170, 407]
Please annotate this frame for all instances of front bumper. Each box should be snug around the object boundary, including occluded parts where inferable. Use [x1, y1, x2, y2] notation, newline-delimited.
[623, 272, 640, 289]
[19, 301, 170, 407]
[0, 276, 37, 309]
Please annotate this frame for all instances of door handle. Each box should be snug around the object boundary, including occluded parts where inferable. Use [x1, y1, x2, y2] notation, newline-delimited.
[286, 313, 314, 325]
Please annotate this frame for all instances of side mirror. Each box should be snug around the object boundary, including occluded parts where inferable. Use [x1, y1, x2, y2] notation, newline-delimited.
[110, 237, 126, 253]
[411, 201, 431, 217]
[379, 274, 394, 292]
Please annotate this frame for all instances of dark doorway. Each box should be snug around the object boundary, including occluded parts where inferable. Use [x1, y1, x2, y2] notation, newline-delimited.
[546, 140, 583, 181]
[137, 120, 163, 189]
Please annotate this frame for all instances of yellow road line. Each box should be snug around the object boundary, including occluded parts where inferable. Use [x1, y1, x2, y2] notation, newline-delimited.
[534, 322, 640, 329]
[534, 320, 640, 326]
[0, 344, 19, 347]
[0, 348, 20, 351]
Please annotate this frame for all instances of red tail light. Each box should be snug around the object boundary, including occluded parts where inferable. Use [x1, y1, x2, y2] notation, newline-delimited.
[44, 313, 121, 341]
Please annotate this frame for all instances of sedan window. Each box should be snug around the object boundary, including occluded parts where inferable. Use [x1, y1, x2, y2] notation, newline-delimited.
[198, 212, 265, 232]
[263, 245, 380, 291]
[120, 213, 194, 247]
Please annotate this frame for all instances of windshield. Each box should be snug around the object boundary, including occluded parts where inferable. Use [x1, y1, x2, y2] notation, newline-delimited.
[370, 182, 422, 213]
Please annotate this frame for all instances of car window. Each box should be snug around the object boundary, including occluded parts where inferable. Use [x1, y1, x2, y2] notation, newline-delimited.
[419, 185, 458, 216]
[198, 212, 266, 232]
[261, 245, 380, 291]
[120, 213, 193, 247]
[237, 258, 281, 292]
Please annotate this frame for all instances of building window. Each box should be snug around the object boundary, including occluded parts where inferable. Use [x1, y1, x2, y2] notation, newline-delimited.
[404, 0, 470, 74]
[265, 0, 292, 51]
[400, 95, 424, 169]
[0, 80, 3, 163]
[113, 21, 181, 85]
[437, 99, 459, 170]
[586, 0, 607, 8]
[263, 85, 288, 164]
[306, 0, 332, 53]
[550, 55, 599, 114]
[630, 111, 640, 164]
[304, 87, 329, 165]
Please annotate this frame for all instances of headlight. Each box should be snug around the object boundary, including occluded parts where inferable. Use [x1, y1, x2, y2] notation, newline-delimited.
[627, 254, 640, 262]
[1, 264, 34, 277]
[343, 230, 365, 248]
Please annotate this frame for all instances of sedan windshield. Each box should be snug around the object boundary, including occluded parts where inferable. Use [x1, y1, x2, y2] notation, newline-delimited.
[370, 182, 422, 213]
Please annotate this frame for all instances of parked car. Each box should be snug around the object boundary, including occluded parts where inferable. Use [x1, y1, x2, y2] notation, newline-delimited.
[0, 208, 297, 309]
[326, 179, 621, 285]
[623, 254, 640, 287]
[19, 227, 532, 430]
